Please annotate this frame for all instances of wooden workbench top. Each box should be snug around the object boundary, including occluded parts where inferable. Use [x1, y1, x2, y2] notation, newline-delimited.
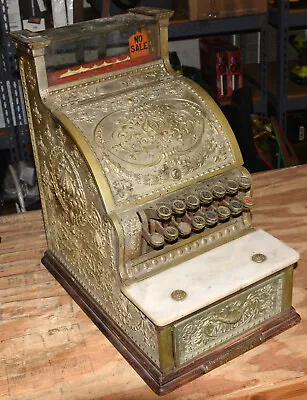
[1, 165, 307, 400]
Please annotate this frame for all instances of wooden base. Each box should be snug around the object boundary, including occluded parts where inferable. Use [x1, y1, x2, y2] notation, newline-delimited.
[42, 250, 301, 396]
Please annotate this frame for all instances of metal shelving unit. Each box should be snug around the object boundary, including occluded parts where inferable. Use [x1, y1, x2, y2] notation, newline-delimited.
[168, 13, 269, 115]
[0, 0, 31, 163]
[0, 4, 269, 162]
[269, 1, 307, 133]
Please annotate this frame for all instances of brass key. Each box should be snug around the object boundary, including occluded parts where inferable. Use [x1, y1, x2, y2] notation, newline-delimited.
[191, 215, 206, 231]
[199, 190, 213, 206]
[217, 205, 231, 221]
[170, 216, 191, 237]
[239, 176, 251, 191]
[172, 199, 186, 216]
[186, 195, 200, 212]
[183, 213, 206, 232]
[229, 199, 243, 216]
[205, 209, 218, 226]
[157, 204, 172, 221]
[155, 221, 179, 243]
[212, 184, 226, 200]
[226, 179, 239, 195]
[140, 224, 165, 250]
[243, 195, 254, 211]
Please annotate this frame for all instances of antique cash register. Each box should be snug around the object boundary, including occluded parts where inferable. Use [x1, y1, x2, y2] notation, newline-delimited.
[10, 8, 300, 395]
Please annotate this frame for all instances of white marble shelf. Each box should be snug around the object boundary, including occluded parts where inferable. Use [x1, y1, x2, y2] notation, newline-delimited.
[122, 230, 299, 327]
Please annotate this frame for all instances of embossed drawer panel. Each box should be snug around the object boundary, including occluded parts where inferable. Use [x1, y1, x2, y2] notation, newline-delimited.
[174, 273, 283, 366]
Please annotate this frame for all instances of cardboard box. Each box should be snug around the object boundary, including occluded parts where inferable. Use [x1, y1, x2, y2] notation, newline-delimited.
[173, 0, 267, 21]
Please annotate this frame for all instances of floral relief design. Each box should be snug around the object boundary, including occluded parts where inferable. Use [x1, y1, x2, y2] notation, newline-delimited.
[95, 99, 204, 167]
[18, 54, 160, 367]
[50, 70, 235, 205]
[49, 147, 87, 226]
[176, 277, 283, 365]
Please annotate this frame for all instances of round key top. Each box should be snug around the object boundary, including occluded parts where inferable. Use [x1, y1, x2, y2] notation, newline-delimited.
[226, 179, 239, 195]
[229, 199, 243, 216]
[243, 195, 254, 210]
[212, 184, 226, 199]
[157, 204, 172, 220]
[164, 226, 179, 242]
[172, 199, 186, 215]
[205, 210, 218, 226]
[191, 215, 206, 231]
[217, 205, 231, 221]
[199, 190, 213, 206]
[177, 221, 191, 237]
[239, 176, 251, 191]
[186, 195, 200, 211]
[149, 232, 165, 249]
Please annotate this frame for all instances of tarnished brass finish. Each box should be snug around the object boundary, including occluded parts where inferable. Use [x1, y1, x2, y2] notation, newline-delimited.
[157, 204, 172, 220]
[239, 175, 252, 191]
[10, 7, 299, 395]
[205, 210, 218, 226]
[171, 290, 188, 301]
[174, 272, 284, 366]
[186, 195, 200, 211]
[212, 184, 226, 199]
[217, 205, 231, 221]
[158, 326, 174, 373]
[283, 265, 295, 309]
[229, 199, 244, 216]
[172, 199, 186, 215]
[252, 253, 267, 263]
[199, 190, 213, 205]
[191, 215, 206, 231]
[226, 179, 239, 195]
[243, 195, 254, 210]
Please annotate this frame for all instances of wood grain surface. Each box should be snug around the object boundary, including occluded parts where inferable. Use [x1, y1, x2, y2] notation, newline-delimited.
[1, 165, 307, 400]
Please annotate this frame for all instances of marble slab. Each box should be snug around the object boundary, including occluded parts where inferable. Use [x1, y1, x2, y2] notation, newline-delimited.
[122, 230, 299, 327]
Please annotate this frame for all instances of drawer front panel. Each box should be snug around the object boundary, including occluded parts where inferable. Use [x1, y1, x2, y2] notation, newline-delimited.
[174, 272, 284, 366]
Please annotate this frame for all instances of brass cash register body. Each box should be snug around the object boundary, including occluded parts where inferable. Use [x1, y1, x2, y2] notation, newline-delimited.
[10, 8, 300, 394]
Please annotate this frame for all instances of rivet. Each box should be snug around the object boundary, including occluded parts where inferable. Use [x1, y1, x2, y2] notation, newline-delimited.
[171, 289, 187, 301]
[252, 253, 267, 263]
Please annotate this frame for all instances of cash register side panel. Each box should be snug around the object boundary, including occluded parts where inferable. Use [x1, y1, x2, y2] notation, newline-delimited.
[14, 42, 161, 369]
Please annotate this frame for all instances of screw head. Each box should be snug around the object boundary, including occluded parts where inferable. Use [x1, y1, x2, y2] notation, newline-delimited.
[171, 290, 187, 301]
[170, 168, 182, 180]
[252, 253, 267, 263]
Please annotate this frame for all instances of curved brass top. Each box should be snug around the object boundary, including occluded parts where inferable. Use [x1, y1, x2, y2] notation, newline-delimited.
[46, 61, 243, 213]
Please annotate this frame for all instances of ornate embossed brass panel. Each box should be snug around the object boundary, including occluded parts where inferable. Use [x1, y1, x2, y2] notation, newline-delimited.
[10, 7, 300, 395]
[174, 272, 284, 366]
